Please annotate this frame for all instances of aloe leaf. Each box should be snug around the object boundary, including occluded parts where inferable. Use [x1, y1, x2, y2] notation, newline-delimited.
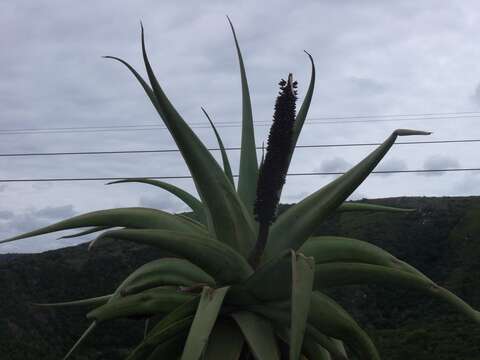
[265, 129, 431, 258]
[138, 25, 255, 257]
[33, 294, 111, 308]
[286, 51, 315, 173]
[231, 311, 280, 360]
[147, 332, 187, 360]
[244, 250, 292, 301]
[87, 287, 194, 322]
[202, 108, 235, 188]
[299, 236, 430, 280]
[62, 322, 97, 360]
[123, 267, 214, 296]
[114, 258, 215, 297]
[302, 336, 332, 360]
[107, 178, 207, 225]
[180, 286, 230, 360]
[0, 207, 201, 244]
[95, 229, 253, 284]
[204, 319, 244, 360]
[128, 298, 200, 360]
[307, 291, 380, 360]
[227, 17, 258, 215]
[313, 262, 480, 324]
[58, 226, 111, 239]
[290, 251, 315, 360]
[247, 306, 346, 360]
[128, 316, 195, 360]
[337, 202, 413, 213]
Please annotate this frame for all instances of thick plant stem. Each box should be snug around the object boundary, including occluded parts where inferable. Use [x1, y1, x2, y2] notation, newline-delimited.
[249, 223, 270, 268]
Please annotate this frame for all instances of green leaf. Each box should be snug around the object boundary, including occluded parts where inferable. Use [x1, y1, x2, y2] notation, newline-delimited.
[307, 291, 380, 360]
[202, 107, 235, 188]
[313, 262, 480, 324]
[286, 51, 315, 173]
[204, 319, 244, 360]
[137, 25, 255, 257]
[180, 286, 230, 360]
[231, 311, 280, 360]
[301, 336, 332, 360]
[62, 322, 97, 360]
[87, 287, 194, 322]
[120, 258, 216, 297]
[337, 202, 414, 213]
[58, 226, 111, 239]
[247, 306, 346, 360]
[227, 17, 258, 215]
[290, 252, 315, 360]
[33, 294, 111, 308]
[96, 229, 252, 284]
[147, 333, 187, 360]
[299, 236, 427, 278]
[0, 207, 202, 244]
[244, 250, 292, 301]
[265, 129, 431, 258]
[128, 316, 195, 360]
[107, 178, 207, 225]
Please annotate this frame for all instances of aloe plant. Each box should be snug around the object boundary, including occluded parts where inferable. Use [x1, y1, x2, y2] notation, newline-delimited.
[2, 19, 479, 360]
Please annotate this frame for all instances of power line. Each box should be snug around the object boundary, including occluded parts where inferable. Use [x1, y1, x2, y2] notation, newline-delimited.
[1, 168, 479, 183]
[1, 111, 480, 135]
[0, 138, 479, 158]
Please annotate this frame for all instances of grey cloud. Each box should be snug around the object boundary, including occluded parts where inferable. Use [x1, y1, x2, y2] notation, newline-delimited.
[421, 155, 460, 177]
[472, 82, 480, 107]
[318, 157, 352, 173]
[0, 210, 14, 220]
[347, 77, 386, 95]
[35, 205, 75, 219]
[376, 158, 407, 177]
[0, 185, 7, 192]
[139, 195, 187, 213]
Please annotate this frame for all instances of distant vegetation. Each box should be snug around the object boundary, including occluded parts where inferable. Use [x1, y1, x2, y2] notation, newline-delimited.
[1, 196, 479, 359]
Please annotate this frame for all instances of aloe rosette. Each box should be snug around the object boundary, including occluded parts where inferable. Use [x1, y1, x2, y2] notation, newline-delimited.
[2, 18, 479, 360]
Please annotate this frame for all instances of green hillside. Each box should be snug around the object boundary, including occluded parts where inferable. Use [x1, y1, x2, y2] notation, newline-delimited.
[1, 196, 479, 359]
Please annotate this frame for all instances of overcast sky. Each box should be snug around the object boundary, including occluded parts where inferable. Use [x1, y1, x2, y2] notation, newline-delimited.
[1, 0, 480, 253]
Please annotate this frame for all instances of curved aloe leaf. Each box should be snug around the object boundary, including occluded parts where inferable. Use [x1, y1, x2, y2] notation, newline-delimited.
[62, 322, 97, 360]
[147, 333, 187, 360]
[204, 319, 244, 360]
[202, 107, 235, 188]
[227, 16, 258, 215]
[265, 129, 431, 258]
[120, 258, 216, 296]
[129, 316, 195, 360]
[307, 292, 380, 360]
[302, 336, 332, 360]
[136, 25, 255, 257]
[87, 287, 194, 322]
[33, 294, 111, 308]
[107, 178, 207, 225]
[0, 207, 202, 244]
[95, 229, 253, 284]
[181, 286, 230, 360]
[244, 250, 292, 301]
[314, 262, 480, 324]
[286, 51, 315, 173]
[290, 252, 315, 360]
[231, 311, 280, 360]
[58, 226, 111, 239]
[248, 306, 346, 360]
[337, 202, 413, 213]
[274, 327, 331, 360]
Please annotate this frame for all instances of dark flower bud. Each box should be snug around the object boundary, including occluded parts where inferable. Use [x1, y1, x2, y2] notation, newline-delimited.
[254, 73, 298, 225]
